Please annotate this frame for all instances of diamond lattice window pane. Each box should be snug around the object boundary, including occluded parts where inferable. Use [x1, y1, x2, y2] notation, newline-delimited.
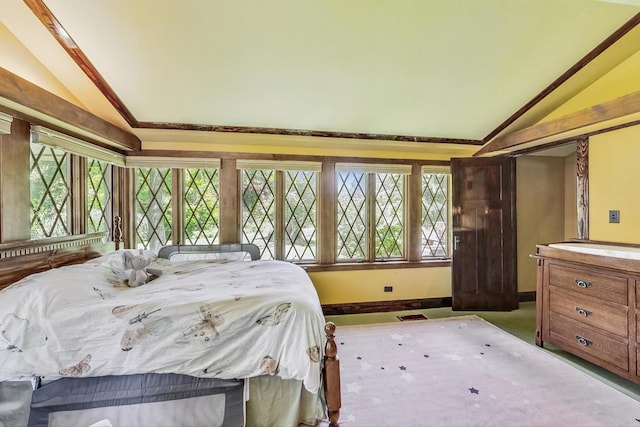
[421, 173, 449, 257]
[87, 159, 112, 234]
[135, 168, 172, 252]
[30, 143, 70, 238]
[375, 173, 404, 259]
[337, 172, 368, 261]
[284, 170, 317, 261]
[184, 168, 220, 245]
[241, 169, 275, 259]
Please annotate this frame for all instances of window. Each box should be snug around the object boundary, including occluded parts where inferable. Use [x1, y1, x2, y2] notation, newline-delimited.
[29, 126, 125, 240]
[239, 160, 319, 261]
[87, 159, 113, 235]
[129, 158, 221, 251]
[284, 170, 317, 260]
[336, 171, 367, 260]
[336, 164, 410, 262]
[421, 168, 450, 257]
[135, 167, 172, 252]
[30, 143, 70, 238]
[183, 167, 220, 245]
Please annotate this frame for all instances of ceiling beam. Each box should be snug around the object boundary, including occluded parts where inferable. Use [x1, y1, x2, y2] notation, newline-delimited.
[474, 90, 640, 156]
[0, 67, 140, 151]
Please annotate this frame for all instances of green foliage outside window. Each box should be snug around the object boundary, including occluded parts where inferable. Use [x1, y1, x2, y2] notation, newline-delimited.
[241, 168, 318, 261]
[421, 173, 449, 257]
[135, 167, 172, 252]
[241, 169, 276, 259]
[30, 144, 70, 238]
[87, 159, 112, 235]
[337, 171, 405, 261]
[284, 170, 317, 261]
[184, 168, 220, 245]
[337, 171, 367, 260]
[375, 173, 404, 259]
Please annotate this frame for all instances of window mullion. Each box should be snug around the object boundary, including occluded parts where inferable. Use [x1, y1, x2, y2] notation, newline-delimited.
[71, 154, 85, 235]
[368, 172, 376, 261]
[407, 166, 421, 262]
[275, 170, 284, 260]
[173, 168, 183, 245]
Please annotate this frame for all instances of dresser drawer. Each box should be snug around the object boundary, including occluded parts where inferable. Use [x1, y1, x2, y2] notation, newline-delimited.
[549, 313, 628, 371]
[548, 263, 627, 305]
[549, 287, 627, 337]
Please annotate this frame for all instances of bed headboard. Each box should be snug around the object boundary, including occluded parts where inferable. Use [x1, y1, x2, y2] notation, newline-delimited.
[0, 232, 111, 291]
[157, 243, 261, 261]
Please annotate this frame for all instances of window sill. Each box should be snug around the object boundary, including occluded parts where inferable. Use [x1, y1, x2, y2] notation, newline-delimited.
[298, 258, 451, 273]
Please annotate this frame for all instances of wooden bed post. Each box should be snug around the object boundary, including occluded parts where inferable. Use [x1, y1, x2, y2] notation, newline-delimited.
[324, 322, 341, 427]
[113, 216, 123, 250]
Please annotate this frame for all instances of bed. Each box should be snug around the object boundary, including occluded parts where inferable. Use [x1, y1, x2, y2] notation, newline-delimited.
[0, 234, 341, 427]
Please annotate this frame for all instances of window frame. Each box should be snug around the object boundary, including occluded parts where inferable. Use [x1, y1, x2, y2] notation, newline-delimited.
[26, 147, 451, 271]
[238, 160, 321, 262]
[29, 142, 72, 239]
[335, 163, 411, 263]
[420, 166, 451, 259]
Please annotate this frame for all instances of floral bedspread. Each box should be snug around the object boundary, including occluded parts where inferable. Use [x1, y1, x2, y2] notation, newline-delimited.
[0, 254, 325, 393]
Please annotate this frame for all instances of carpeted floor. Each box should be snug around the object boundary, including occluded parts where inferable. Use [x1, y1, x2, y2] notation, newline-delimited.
[326, 301, 640, 402]
[331, 315, 640, 427]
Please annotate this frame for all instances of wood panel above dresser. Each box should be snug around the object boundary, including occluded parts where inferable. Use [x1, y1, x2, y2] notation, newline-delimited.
[535, 242, 640, 384]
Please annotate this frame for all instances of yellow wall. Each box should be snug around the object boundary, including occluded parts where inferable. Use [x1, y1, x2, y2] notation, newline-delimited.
[516, 156, 566, 293]
[589, 124, 640, 244]
[309, 267, 451, 305]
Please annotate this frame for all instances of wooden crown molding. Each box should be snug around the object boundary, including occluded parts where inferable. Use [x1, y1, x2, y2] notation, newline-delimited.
[136, 121, 483, 145]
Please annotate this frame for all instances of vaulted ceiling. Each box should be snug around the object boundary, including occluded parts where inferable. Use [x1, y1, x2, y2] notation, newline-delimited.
[2, 0, 640, 152]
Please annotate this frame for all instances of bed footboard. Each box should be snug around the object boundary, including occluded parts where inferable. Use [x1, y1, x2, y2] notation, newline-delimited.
[324, 322, 341, 427]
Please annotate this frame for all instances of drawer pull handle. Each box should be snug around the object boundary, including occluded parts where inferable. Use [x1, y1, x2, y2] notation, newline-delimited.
[575, 279, 592, 288]
[575, 307, 592, 317]
[575, 335, 592, 346]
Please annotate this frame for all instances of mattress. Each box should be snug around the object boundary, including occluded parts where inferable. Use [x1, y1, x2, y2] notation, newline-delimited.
[0, 252, 325, 391]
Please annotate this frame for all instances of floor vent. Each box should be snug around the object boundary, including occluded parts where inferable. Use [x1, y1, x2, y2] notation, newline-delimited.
[397, 314, 428, 321]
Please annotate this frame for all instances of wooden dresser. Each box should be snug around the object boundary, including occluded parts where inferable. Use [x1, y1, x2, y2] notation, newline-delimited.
[535, 242, 639, 384]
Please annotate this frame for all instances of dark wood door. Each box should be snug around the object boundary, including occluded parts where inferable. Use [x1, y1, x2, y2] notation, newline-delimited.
[451, 156, 517, 311]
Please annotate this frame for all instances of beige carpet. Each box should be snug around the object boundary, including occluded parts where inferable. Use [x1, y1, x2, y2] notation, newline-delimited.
[335, 315, 640, 426]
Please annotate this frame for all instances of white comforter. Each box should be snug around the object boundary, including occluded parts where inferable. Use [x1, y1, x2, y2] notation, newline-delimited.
[0, 254, 326, 393]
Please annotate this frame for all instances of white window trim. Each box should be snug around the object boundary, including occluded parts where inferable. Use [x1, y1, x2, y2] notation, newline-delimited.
[236, 159, 322, 172]
[336, 162, 411, 175]
[126, 156, 220, 169]
[421, 165, 451, 174]
[31, 125, 125, 166]
[0, 112, 13, 135]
